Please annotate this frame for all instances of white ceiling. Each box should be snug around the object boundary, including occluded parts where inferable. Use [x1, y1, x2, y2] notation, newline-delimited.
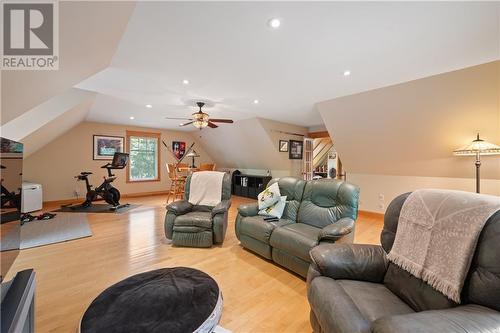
[77, 1, 500, 130]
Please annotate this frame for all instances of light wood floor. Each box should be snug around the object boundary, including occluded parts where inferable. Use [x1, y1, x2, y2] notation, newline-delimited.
[6, 195, 383, 333]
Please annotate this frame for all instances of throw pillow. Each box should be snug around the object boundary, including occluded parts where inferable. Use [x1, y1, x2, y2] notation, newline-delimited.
[259, 196, 287, 219]
[257, 182, 280, 210]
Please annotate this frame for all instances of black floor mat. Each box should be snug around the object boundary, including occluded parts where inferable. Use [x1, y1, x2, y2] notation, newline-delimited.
[54, 204, 139, 214]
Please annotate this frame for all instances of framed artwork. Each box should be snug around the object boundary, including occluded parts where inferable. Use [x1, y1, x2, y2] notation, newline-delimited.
[172, 141, 186, 160]
[279, 140, 288, 152]
[289, 140, 303, 159]
[93, 135, 124, 160]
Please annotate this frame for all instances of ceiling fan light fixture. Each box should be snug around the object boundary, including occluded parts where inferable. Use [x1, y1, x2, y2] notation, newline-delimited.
[192, 112, 209, 129]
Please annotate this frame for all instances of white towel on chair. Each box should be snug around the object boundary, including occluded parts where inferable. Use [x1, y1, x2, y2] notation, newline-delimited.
[188, 171, 225, 206]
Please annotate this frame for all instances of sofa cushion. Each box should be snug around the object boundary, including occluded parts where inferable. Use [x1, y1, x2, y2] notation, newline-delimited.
[239, 216, 294, 243]
[298, 179, 359, 228]
[337, 280, 414, 322]
[174, 211, 212, 229]
[267, 177, 306, 221]
[269, 223, 320, 262]
[308, 277, 414, 333]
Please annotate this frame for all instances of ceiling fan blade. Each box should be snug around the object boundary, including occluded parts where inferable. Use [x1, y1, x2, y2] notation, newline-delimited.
[179, 121, 193, 127]
[209, 118, 234, 123]
[165, 117, 192, 120]
[207, 122, 218, 128]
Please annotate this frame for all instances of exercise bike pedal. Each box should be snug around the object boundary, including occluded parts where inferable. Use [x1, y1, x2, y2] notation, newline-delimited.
[109, 203, 130, 211]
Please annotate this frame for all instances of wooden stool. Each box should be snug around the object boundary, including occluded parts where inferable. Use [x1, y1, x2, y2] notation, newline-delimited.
[166, 163, 186, 204]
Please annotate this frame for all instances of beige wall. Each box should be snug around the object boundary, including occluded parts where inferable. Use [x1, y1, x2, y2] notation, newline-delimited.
[23, 121, 214, 201]
[351, 173, 500, 213]
[317, 61, 500, 212]
[317, 61, 500, 179]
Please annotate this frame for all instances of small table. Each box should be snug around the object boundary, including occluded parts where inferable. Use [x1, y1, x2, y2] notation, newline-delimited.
[178, 166, 200, 173]
[80, 267, 223, 333]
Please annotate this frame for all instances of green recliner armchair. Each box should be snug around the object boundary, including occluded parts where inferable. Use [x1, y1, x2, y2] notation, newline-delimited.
[235, 176, 360, 277]
[165, 172, 232, 248]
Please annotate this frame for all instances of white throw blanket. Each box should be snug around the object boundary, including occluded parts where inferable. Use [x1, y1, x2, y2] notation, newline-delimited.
[387, 189, 500, 303]
[188, 171, 225, 206]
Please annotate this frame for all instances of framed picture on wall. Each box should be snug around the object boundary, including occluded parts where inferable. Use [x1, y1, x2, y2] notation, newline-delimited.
[279, 140, 289, 152]
[289, 140, 303, 159]
[93, 135, 124, 160]
[172, 141, 186, 160]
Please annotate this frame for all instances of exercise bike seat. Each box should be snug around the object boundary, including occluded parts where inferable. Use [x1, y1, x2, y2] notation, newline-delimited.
[80, 172, 93, 175]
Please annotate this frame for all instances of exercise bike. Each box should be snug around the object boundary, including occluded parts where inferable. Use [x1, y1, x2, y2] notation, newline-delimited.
[68, 152, 130, 211]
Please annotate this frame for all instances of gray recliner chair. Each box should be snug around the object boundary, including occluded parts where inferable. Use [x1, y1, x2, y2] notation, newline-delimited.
[236, 177, 360, 277]
[307, 192, 500, 333]
[165, 172, 232, 248]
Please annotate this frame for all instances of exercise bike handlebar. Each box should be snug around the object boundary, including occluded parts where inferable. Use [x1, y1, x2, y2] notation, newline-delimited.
[100, 163, 126, 170]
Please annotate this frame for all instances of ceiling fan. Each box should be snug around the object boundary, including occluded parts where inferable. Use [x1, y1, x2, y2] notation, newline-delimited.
[165, 102, 234, 129]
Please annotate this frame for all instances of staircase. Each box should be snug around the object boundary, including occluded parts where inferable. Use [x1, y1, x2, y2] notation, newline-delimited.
[313, 137, 333, 168]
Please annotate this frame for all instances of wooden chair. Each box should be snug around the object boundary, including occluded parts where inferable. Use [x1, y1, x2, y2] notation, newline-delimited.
[198, 163, 216, 171]
[166, 163, 186, 204]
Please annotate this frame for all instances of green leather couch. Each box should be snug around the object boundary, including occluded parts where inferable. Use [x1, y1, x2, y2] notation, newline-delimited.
[235, 177, 360, 277]
[165, 173, 232, 248]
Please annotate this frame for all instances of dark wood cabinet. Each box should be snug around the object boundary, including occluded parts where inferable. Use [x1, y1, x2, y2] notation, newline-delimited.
[232, 174, 272, 199]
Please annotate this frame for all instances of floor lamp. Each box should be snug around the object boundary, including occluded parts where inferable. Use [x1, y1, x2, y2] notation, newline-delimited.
[453, 133, 500, 193]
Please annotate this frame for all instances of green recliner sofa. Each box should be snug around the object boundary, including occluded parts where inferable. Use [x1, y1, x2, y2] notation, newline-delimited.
[165, 173, 232, 248]
[235, 177, 360, 277]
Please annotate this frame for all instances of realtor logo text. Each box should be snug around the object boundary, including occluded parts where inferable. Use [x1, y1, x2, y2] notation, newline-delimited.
[1, 2, 59, 70]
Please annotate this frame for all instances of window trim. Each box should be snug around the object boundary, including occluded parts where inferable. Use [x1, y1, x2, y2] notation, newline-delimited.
[126, 130, 161, 183]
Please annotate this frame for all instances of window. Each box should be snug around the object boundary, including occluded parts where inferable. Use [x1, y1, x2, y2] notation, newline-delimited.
[126, 131, 161, 182]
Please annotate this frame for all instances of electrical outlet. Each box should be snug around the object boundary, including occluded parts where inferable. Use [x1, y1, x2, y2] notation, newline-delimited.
[378, 203, 385, 210]
[378, 193, 385, 201]
[74, 189, 80, 198]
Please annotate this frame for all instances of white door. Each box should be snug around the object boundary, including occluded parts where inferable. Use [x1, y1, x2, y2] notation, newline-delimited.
[303, 138, 314, 181]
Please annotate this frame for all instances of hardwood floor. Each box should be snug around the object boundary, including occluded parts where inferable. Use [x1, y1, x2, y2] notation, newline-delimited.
[6, 195, 383, 333]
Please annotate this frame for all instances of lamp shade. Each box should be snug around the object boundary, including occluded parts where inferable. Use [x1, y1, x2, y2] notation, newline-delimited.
[186, 151, 200, 158]
[453, 134, 500, 156]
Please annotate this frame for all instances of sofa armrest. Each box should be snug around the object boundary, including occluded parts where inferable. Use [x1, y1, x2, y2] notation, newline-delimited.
[166, 200, 193, 215]
[372, 305, 500, 333]
[237, 203, 259, 217]
[318, 218, 354, 242]
[212, 200, 231, 216]
[309, 243, 388, 283]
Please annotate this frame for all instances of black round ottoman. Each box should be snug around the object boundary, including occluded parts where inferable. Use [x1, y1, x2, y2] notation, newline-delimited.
[80, 267, 223, 333]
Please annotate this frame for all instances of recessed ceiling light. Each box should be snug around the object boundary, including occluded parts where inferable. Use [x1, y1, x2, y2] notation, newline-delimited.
[145, 104, 152, 108]
[182, 79, 189, 85]
[343, 70, 351, 76]
[129, 116, 135, 120]
[253, 99, 259, 104]
[268, 18, 281, 29]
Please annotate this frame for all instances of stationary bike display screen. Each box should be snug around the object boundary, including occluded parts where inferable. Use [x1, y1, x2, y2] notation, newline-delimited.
[111, 153, 129, 168]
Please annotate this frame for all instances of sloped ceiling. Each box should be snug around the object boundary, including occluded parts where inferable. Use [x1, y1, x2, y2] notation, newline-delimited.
[194, 117, 307, 173]
[317, 61, 500, 179]
[1, 1, 135, 125]
[21, 96, 94, 157]
[1, 88, 95, 142]
[75, 1, 500, 129]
